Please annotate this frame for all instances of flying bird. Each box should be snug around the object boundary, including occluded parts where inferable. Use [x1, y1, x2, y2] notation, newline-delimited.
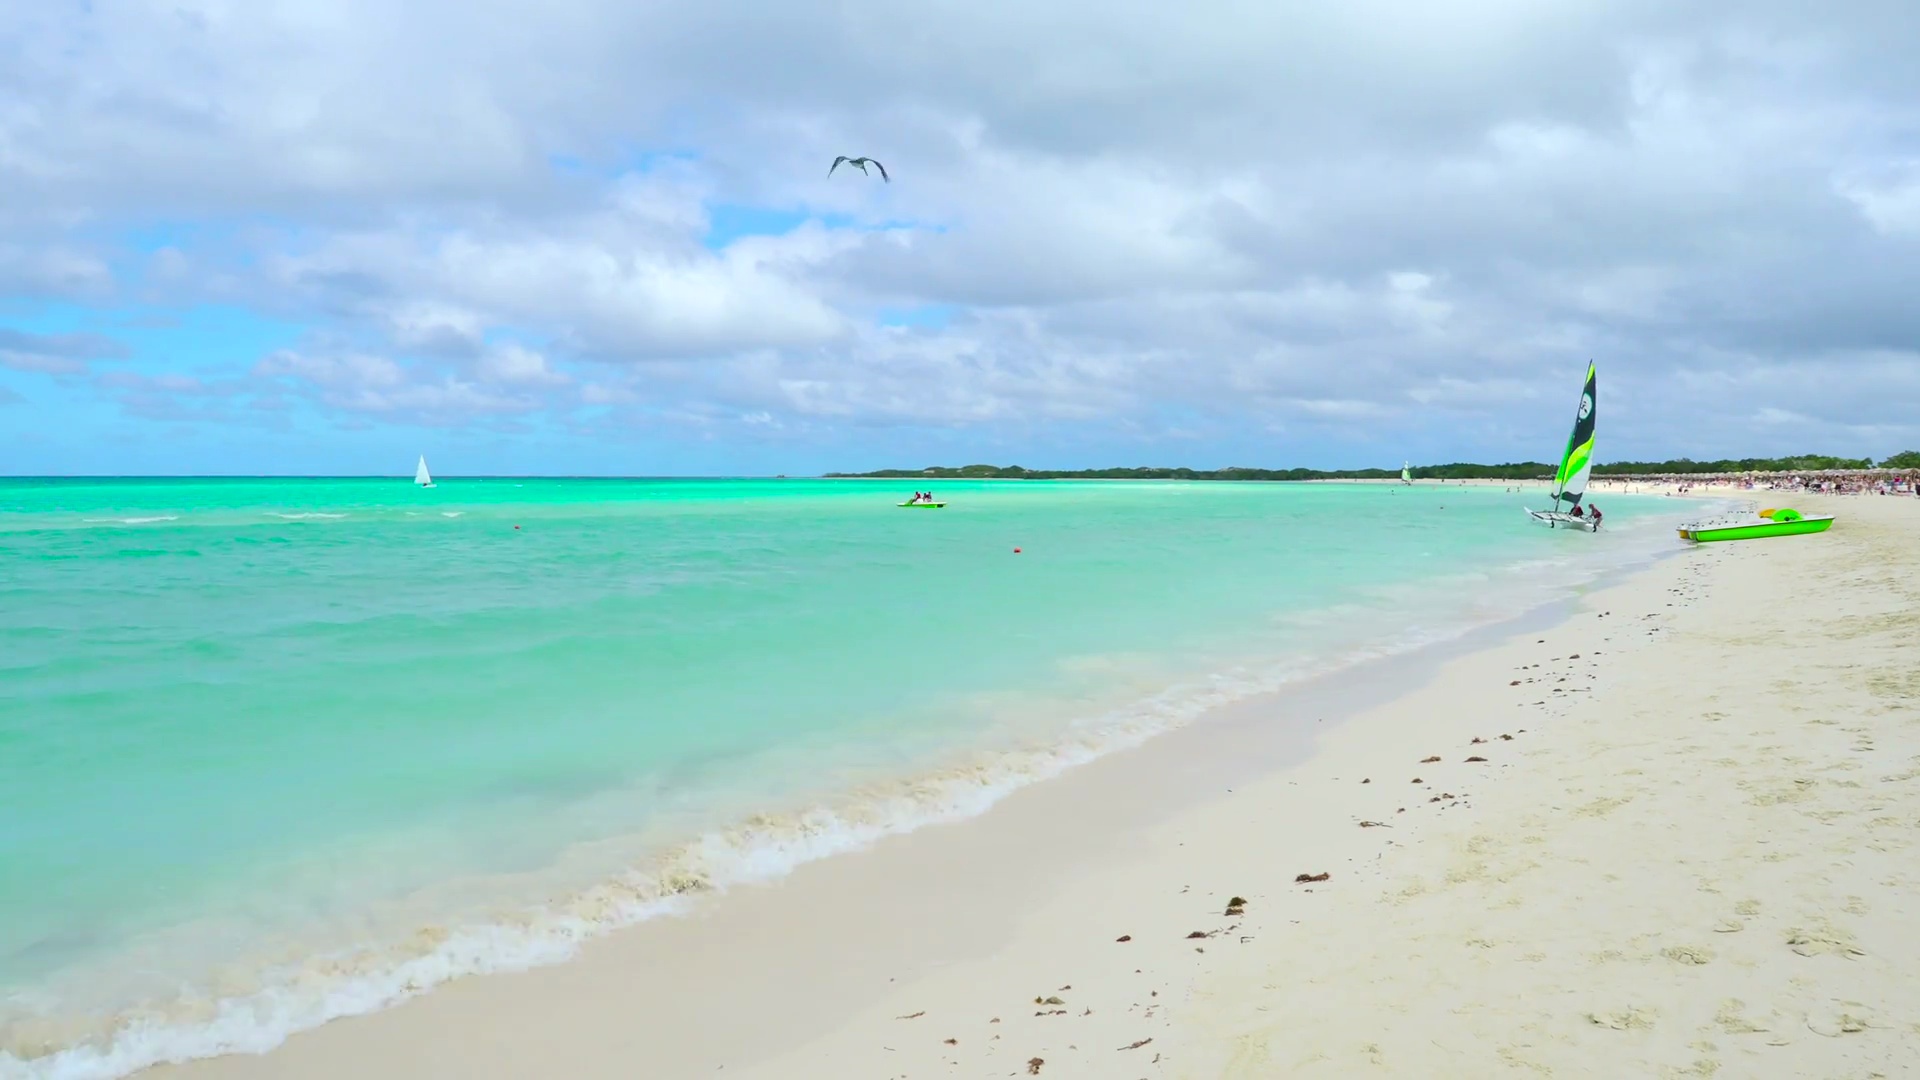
[829, 156, 889, 182]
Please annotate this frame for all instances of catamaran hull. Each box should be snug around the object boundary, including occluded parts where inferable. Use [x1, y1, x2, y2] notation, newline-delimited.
[1526, 509, 1598, 532]
[1677, 516, 1833, 542]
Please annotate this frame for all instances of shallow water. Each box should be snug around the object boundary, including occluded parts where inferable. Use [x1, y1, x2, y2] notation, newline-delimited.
[0, 477, 1677, 1077]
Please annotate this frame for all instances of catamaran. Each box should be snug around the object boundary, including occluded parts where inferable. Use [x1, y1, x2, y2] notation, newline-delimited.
[1527, 362, 1597, 531]
[1401, 462, 1412, 485]
[414, 455, 435, 488]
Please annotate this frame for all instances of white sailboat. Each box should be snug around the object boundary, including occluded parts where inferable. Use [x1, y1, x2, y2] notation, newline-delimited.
[414, 455, 435, 488]
[1401, 461, 1413, 485]
[1527, 362, 1597, 531]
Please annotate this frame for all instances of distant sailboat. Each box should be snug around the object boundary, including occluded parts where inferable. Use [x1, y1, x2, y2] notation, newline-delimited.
[1526, 362, 1597, 531]
[415, 456, 435, 488]
[1401, 462, 1413, 485]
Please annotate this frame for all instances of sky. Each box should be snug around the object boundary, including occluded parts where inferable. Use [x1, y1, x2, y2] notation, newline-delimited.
[2, 0, 1917, 476]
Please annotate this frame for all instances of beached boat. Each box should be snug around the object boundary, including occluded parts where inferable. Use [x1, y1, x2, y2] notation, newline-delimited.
[1527, 362, 1598, 531]
[1677, 507, 1834, 543]
[414, 456, 435, 488]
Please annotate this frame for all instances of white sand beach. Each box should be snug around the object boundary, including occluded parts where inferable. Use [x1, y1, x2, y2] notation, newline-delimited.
[149, 491, 1920, 1079]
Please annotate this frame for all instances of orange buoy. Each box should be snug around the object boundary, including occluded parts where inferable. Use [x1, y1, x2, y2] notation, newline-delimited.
[1013, 547, 1021, 553]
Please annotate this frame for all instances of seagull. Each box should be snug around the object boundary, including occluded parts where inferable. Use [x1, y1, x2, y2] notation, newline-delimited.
[829, 155, 889, 182]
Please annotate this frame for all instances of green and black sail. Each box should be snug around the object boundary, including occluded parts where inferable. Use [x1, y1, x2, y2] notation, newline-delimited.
[1550, 362, 1597, 510]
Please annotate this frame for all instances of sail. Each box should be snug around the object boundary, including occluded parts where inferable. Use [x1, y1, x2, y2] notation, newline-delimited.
[1550, 362, 1597, 508]
[415, 456, 433, 486]
[1401, 462, 1412, 483]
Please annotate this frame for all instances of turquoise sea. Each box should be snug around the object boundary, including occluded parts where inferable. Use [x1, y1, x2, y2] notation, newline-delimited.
[0, 477, 1680, 1077]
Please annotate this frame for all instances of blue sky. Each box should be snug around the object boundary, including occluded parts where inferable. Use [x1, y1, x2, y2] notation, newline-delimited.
[3, 1, 1917, 475]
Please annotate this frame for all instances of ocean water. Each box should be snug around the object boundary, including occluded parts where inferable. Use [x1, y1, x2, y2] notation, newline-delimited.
[0, 477, 1679, 1077]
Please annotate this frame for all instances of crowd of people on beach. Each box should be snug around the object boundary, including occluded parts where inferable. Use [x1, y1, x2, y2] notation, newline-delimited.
[1769, 474, 1919, 496]
[1596, 472, 1919, 497]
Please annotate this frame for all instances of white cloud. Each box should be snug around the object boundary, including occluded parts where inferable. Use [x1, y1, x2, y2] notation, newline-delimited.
[1835, 162, 1920, 236]
[253, 348, 544, 419]
[0, 328, 129, 374]
[3, 0, 1918, 457]
[473, 343, 569, 386]
[579, 380, 643, 406]
[261, 192, 856, 362]
[255, 350, 407, 391]
[0, 244, 115, 300]
[383, 302, 489, 357]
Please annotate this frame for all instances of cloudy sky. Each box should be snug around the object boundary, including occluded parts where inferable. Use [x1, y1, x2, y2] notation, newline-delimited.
[3, 0, 1916, 475]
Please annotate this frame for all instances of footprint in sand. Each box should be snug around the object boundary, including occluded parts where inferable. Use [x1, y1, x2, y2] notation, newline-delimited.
[1586, 1006, 1657, 1030]
[1660, 945, 1714, 965]
[1806, 1002, 1873, 1037]
[1786, 923, 1866, 958]
[1714, 999, 1769, 1034]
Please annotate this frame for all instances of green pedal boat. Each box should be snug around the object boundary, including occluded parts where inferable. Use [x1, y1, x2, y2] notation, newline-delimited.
[898, 501, 946, 508]
[1677, 507, 1834, 543]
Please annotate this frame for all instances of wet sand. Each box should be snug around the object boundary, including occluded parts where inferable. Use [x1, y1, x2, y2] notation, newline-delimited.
[151, 491, 1920, 1079]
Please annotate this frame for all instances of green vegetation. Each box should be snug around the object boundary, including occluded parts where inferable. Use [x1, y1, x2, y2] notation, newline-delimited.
[826, 463, 1558, 481]
[1595, 454, 1875, 474]
[826, 452, 1920, 481]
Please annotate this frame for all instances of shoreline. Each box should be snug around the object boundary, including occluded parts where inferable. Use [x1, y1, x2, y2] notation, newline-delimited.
[117, 498, 1763, 1079]
[141, 492, 1920, 1077]
[722, 490, 1917, 1078]
[7, 486, 1688, 1079]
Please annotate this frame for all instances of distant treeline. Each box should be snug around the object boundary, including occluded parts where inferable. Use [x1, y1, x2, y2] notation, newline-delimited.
[827, 463, 1549, 481]
[826, 451, 1920, 482]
